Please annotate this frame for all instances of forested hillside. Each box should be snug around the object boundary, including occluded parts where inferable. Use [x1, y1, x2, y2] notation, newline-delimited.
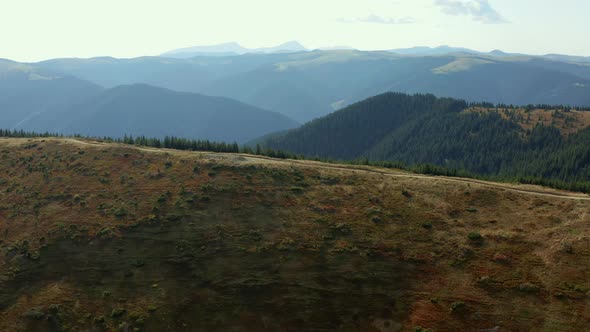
[0, 72, 298, 143]
[261, 92, 590, 190]
[21, 84, 298, 143]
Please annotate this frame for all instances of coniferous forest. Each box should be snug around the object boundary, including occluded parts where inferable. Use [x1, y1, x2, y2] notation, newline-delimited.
[260, 92, 590, 192]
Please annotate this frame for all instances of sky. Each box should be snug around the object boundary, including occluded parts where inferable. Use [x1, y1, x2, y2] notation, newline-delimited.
[1, 0, 589, 62]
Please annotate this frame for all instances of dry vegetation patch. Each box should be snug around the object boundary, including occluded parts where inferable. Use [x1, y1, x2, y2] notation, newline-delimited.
[466, 106, 590, 135]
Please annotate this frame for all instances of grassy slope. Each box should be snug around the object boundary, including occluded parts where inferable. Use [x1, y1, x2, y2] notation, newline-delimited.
[466, 107, 590, 135]
[0, 138, 589, 331]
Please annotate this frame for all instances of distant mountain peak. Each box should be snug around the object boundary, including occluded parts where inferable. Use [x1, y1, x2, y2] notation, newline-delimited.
[277, 40, 306, 49]
[161, 41, 308, 58]
[161, 42, 248, 57]
[489, 49, 507, 56]
[388, 45, 480, 55]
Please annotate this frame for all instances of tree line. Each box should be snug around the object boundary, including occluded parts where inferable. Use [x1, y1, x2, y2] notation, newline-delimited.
[1, 126, 589, 193]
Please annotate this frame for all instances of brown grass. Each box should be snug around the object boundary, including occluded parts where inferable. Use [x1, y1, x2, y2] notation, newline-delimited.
[0, 138, 589, 331]
[466, 106, 590, 135]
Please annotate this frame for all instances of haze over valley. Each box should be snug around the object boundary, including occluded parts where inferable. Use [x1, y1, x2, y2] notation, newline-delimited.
[3, 44, 590, 130]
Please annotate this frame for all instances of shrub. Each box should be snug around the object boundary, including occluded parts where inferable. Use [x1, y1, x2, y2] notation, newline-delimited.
[414, 327, 433, 332]
[23, 308, 45, 320]
[27, 251, 40, 260]
[132, 259, 145, 268]
[48, 304, 61, 313]
[450, 301, 466, 312]
[402, 189, 413, 198]
[519, 282, 540, 293]
[492, 253, 510, 263]
[193, 164, 201, 173]
[98, 228, 111, 236]
[477, 276, 493, 286]
[560, 241, 574, 254]
[200, 183, 213, 192]
[112, 207, 128, 218]
[468, 232, 483, 242]
[331, 223, 351, 234]
[157, 193, 168, 203]
[248, 230, 262, 242]
[290, 186, 304, 193]
[368, 195, 381, 204]
[277, 238, 295, 251]
[111, 308, 126, 318]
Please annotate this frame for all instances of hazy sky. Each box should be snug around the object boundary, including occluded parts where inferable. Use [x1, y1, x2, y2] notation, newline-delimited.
[2, 0, 589, 61]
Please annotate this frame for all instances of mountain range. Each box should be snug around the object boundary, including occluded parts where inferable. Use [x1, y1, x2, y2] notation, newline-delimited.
[0, 63, 297, 142]
[20, 50, 590, 122]
[27, 84, 298, 143]
[161, 42, 590, 63]
[2, 44, 590, 141]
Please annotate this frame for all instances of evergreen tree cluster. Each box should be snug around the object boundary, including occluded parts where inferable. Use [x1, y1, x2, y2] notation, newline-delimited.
[0, 130, 300, 161]
[263, 92, 467, 160]
[262, 92, 590, 192]
[469, 102, 590, 112]
[118, 135, 240, 153]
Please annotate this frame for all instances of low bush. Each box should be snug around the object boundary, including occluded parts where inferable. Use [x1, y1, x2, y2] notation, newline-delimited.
[450, 301, 466, 312]
[468, 232, 483, 242]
